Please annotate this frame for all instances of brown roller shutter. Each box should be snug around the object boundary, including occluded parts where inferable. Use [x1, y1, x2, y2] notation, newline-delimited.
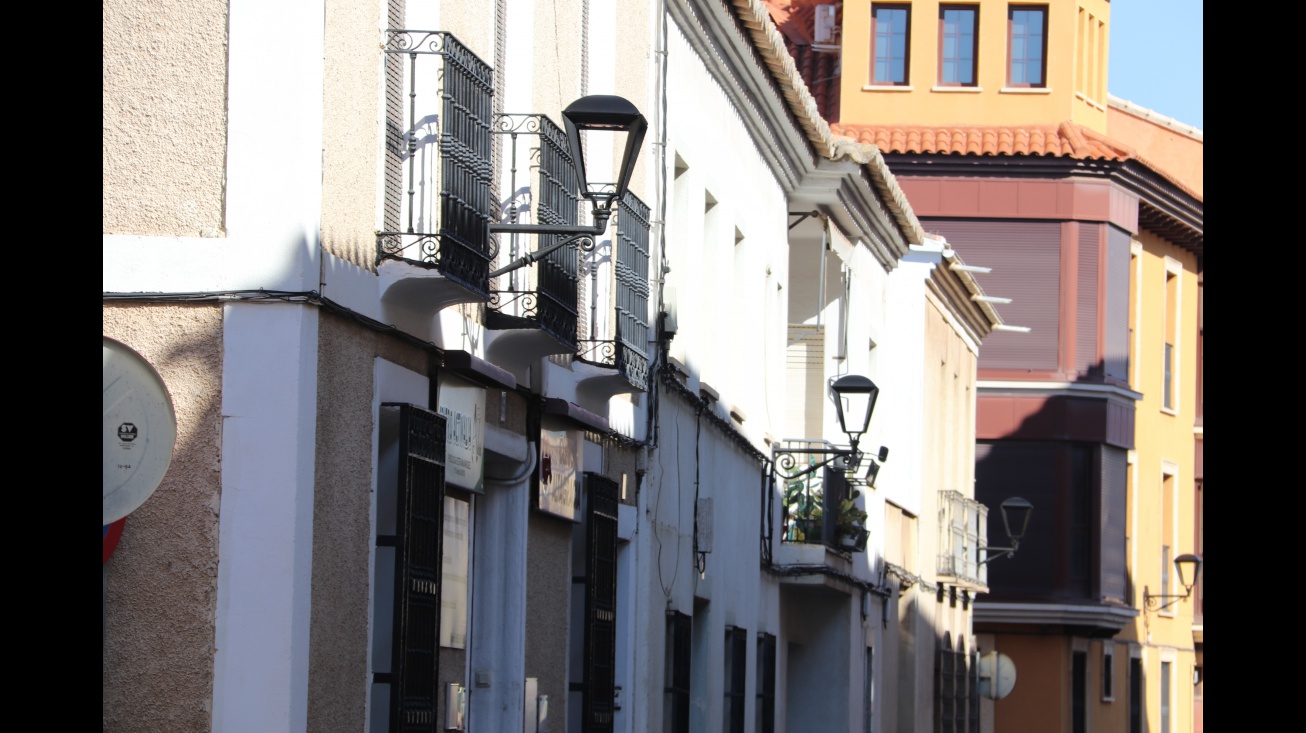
[923, 219, 1061, 371]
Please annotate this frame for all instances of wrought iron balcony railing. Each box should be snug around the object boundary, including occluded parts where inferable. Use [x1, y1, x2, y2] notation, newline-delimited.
[377, 30, 496, 299]
[486, 113, 582, 350]
[575, 191, 651, 391]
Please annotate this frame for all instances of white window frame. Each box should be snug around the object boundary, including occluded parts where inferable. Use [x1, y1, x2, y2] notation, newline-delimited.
[1161, 257, 1183, 416]
[1159, 461, 1179, 617]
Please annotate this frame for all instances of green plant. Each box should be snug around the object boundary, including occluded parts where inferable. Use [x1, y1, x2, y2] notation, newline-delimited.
[835, 488, 868, 535]
[784, 479, 823, 541]
[785, 479, 823, 521]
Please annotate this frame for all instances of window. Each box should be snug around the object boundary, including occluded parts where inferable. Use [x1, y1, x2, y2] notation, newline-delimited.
[939, 6, 978, 85]
[664, 612, 692, 733]
[724, 627, 746, 733]
[1072, 650, 1087, 733]
[1161, 467, 1176, 612]
[1128, 657, 1142, 733]
[934, 634, 971, 733]
[1007, 5, 1047, 87]
[757, 633, 776, 733]
[1163, 268, 1178, 411]
[871, 5, 912, 85]
[1102, 644, 1115, 702]
[863, 646, 874, 733]
[1160, 662, 1172, 733]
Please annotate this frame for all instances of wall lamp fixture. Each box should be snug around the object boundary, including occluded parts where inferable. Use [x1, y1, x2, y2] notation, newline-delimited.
[489, 95, 648, 278]
[1143, 553, 1203, 613]
[772, 375, 889, 483]
[976, 497, 1034, 565]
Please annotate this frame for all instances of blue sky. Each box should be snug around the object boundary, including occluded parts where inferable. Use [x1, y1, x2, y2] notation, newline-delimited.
[1108, 1, 1204, 130]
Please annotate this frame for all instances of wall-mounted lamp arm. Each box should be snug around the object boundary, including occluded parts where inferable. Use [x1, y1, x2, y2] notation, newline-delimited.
[772, 446, 863, 482]
[487, 224, 605, 279]
[976, 544, 1019, 565]
[1142, 585, 1194, 613]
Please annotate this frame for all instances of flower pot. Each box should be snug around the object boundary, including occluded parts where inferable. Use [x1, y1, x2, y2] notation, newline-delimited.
[838, 527, 869, 552]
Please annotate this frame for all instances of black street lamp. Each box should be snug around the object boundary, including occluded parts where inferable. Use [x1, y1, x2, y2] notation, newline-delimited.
[1144, 553, 1203, 613]
[772, 374, 887, 483]
[977, 497, 1035, 564]
[489, 95, 647, 277]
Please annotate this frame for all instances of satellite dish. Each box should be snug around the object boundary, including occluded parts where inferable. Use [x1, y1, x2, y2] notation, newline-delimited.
[103, 337, 177, 525]
[978, 651, 1017, 700]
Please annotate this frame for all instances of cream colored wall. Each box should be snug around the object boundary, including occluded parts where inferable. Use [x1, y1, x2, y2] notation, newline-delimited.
[838, 0, 1107, 131]
[923, 297, 979, 496]
[320, 0, 387, 270]
[1119, 230, 1199, 733]
[103, 0, 228, 236]
[103, 304, 224, 733]
[1107, 107, 1204, 197]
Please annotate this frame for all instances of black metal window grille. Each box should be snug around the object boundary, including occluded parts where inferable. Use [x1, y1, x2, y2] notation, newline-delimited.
[576, 191, 651, 391]
[723, 627, 746, 733]
[664, 611, 692, 733]
[379, 31, 495, 298]
[1072, 650, 1087, 733]
[487, 114, 581, 350]
[580, 474, 620, 733]
[1129, 657, 1143, 733]
[756, 633, 776, 733]
[935, 635, 973, 733]
[376, 403, 447, 733]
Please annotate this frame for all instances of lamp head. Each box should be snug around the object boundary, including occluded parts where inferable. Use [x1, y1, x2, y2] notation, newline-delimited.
[830, 374, 879, 446]
[999, 497, 1033, 547]
[1174, 553, 1202, 592]
[562, 95, 648, 209]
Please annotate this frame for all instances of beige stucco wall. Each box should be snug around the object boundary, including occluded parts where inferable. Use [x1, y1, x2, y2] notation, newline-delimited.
[103, 304, 224, 732]
[525, 512, 575, 729]
[103, 0, 228, 236]
[307, 311, 430, 732]
[321, 0, 387, 269]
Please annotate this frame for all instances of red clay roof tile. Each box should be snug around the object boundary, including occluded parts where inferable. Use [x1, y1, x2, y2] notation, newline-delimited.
[829, 121, 1136, 162]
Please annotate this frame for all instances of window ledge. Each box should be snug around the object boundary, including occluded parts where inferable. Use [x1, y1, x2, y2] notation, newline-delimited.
[1160, 406, 1177, 416]
[863, 84, 914, 92]
[1000, 86, 1052, 94]
[931, 85, 983, 93]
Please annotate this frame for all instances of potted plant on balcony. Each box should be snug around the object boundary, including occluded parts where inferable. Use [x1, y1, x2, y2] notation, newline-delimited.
[784, 479, 823, 543]
[835, 488, 870, 552]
